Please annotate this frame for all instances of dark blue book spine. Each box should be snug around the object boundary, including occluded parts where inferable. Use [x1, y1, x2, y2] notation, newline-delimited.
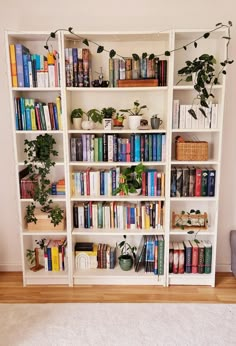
[112, 168, 116, 196]
[47, 247, 52, 271]
[152, 134, 157, 161]
[20, 97, 26, 130]
[113, 134, 118, 162]
[23, 54, 30, 87]
[148, 135, 152, 161]
[100, 171, 105, 195]
[156, 134, 162, 161]
[130, 134, 135, 162]
[208, 169, 216, 196]
[130, 207, 136, 227]
[144, 134, 149, 161]
[53, 104, 59, 130]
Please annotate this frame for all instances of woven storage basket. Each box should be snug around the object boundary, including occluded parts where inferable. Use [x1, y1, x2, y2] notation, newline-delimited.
[176, 141, 208, 161]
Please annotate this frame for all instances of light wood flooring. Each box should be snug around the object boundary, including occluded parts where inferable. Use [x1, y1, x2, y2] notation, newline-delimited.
[0, 272, 236, 303]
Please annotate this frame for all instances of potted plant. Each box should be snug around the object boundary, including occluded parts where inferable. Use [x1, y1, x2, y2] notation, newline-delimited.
[117, 235, 137, 271]
[24, 134, 65, 229]
[26, 238, 46, 272]
[113, 112, 126, 128]
[115, 163, 145, 196]
[120, 100, 147, 130]
[70, 108, 83, 130]
[177, 54, 223, 119]
[81, 108, 103, 130]
[101, 107, 116, 130]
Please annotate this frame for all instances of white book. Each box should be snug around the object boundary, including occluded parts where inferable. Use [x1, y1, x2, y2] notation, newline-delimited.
[197, 107, 205, 129]
[104, 205, 110, 228]
[172, 99, 180, 129]
[92, 203, 98, 229]
[185, 105, 192, 129]
[43, 105, 51, 130]
[48, 65, 55, 87]
[191, 105, 199, 129]
[204, 103, 212, 129]
[179, 105, 186, 129]
[78, 206, 84, 228]
[211, 103, 218, 129]
[107, 135, 114, 162]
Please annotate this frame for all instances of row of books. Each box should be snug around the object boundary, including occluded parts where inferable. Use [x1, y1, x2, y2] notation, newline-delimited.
[109, 58, 168, 87]
[169, 240, 212, 274]
[135, 235, 165, 274]
[65, 47, 91, 87]
[70, 133, 166, 163]
[43, 238, 67, 272]
[19, 169, 38, 199]
[73, 201, 165, 230]
[51, 179, 66, 195]
[9, 44, 60, 88]
[71, 168, 165, 197]
[14, 96, 62, 131]
[171, 167, 216, 197]
[172, 101, 218, 129]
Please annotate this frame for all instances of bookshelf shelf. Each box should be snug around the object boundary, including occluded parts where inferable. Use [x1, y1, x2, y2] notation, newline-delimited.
[6, 27, 226, 287]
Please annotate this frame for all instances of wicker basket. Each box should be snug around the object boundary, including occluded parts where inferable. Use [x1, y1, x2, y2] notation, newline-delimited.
[176, 141, 208, 161]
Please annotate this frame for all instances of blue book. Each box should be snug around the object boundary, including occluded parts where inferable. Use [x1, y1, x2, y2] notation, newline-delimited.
[14, 98, 19, 130]
[154, 236, 158, 275]
[111, 168, 116, 196]
[156, 134, 162, 161]
[148, 135, 152, 161]
[72, 48, 78, 87]
[130, 134, 135, 162]
[24, 98, 32, 130]
[20, 97, 26, 130]
[53, 104, 59, 130]
[144, 134, 149, 161]
[47, 246, 52, 271]
[15, 44, 30, 87]
[152, 134, 157, 161]
[22, 54, 30, 87]
[208, 169, 216, 196]
[134, 134, 141, 162]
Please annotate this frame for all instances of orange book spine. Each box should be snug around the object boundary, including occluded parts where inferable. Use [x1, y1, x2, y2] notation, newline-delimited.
[9, 44, 18, 87]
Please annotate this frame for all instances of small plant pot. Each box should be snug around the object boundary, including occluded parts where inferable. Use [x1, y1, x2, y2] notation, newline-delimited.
[81, 120, 95, 130]
[128, 115, 141, 130]
[103, 118, 112, 130]
[119, 255, 133, 271]
[128, 188, 141, 196]
[113, 119, 124, 127]
[73, 118, 82, 130]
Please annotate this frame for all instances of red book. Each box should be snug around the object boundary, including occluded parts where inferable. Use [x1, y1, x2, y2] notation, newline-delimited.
[190, 240, 199, 273]
[141, 172, 146, 196]
[126, 140, 131, 162]
[35, 105, 42, 130]
[178, 242, 185, 274]
[195, 168, 202, 197]
[173, 242, 179, 274]
[86, 169, 90, 196]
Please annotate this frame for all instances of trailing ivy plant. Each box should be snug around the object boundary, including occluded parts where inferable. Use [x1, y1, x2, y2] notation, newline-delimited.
[24, 134, 64, 226]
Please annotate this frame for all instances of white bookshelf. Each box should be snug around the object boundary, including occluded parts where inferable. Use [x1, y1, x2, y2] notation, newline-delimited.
[5, 27, 227, 287]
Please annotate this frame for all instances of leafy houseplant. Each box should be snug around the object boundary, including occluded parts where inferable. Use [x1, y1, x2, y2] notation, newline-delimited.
[115, 163, 145, 195]
[113, 112, 126, 127]
[117, 235, 137, 271]
[120, 100, 147, 130]
[177, 53, 233, 119]
[24, 134, 64, 227]
[26, 238, 46, 271]
[101, 107, 116, 119]
[70, 108, 83, 129]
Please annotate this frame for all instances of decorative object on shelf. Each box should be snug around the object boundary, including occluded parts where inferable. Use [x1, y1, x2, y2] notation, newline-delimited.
[24, 134, 64, 228]
[92, 67, 109, 87]
[172, 210, 208, 230]
[26, 238, 46, 272]
[137, 119, 151, 130]
[120, 100, 147, 130]
[44, 22, 233, 64]
[175, 136, 208, 161]
[151, 114, 163, 129]
[112, 112, 125, 128]
[81, 108, 103, 130]
[70, 108, 83, 130]
[117, 79, 158, 87]
[117, 235, 137, 271]
[115, 163, 145, 195]
[101, 107, 116, 130]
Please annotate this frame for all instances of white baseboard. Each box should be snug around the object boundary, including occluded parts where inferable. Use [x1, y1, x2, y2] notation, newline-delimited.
[0, 263, 22, 271]
[216, 264, 231, 272]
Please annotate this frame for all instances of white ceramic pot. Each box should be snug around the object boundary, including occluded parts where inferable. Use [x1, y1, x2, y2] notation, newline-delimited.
[81, 120, 94, 130]
[73, 118, 82, 130]
[103, 118, 112, 130]
[128, 115, 141, 130]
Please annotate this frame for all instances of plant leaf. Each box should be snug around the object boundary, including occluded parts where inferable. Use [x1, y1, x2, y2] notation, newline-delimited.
[187, 231, 194, 234]
[165, 51, 171, 56]
[83, 39, 89, 46]
[148, 53, 155, 60]
[50, 32, 56, 38]
[199, 107, 207, 118]
[132, 53, 140, 61]
[68, 27, 73, 32]
[109, 49, 116, 58]
[194, 41, 197, 48]
[188, 108, 197, 120]
[142, 52, 148, 59]
[203, 32, 210, 39]
[97, 45, 104, 53]
[216, 22, 222, 26]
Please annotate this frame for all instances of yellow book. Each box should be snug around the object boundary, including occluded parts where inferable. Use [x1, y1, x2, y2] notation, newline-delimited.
[30, 98, 37, 130]
[56, 96, 63, 130]
[145, 204, 150, 229]
[9, 44, 18, 87]
[51, 241, 60, 271]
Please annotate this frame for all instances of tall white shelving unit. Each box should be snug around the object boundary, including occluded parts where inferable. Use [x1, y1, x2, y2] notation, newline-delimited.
[5, 27, 227, 287]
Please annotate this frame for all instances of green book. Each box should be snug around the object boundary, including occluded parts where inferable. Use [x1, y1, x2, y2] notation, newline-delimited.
[157, 235, 165, 275]
[201, 169, 208, 197]
[94, 137, 99, 162]
[203, 240, 212, 274]
[98, 137, 103, 162]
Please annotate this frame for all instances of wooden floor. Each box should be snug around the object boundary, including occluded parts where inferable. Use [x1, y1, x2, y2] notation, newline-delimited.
[0, 272, 236, 303]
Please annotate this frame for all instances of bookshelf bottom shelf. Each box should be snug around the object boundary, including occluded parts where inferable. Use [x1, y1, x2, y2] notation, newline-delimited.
[168, 273, 215, 286]
[24, 270, 69, 286]
[73, 267, 165, 285]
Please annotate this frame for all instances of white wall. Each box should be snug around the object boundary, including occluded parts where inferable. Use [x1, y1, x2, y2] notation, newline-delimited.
[1, 0, 236, 271]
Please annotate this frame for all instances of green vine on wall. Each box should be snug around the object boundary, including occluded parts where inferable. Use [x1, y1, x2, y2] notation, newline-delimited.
[44, 21, 233, 66]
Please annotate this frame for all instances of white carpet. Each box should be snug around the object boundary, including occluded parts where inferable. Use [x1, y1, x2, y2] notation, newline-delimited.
[0, 303, 235, 346]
